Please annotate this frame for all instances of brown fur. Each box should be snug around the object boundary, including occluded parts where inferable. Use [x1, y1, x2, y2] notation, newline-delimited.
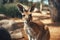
[15, 4, 50, 40]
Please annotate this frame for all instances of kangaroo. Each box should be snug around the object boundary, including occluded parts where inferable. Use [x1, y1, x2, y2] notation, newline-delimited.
[16, 4, 50, 40]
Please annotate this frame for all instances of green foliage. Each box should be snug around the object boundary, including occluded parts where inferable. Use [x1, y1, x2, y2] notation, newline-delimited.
[6, 6, 18, 17]
[0, 3, 22, 18]
[0, 5, 7, 14]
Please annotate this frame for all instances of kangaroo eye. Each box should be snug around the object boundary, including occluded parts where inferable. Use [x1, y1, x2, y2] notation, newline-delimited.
[22, 15, 25, 17]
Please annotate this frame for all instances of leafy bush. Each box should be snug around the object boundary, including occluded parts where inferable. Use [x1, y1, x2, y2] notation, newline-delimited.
[6, 6, 18, 17]
[0, 4, 22, 18]
[0, 5, 7, 14]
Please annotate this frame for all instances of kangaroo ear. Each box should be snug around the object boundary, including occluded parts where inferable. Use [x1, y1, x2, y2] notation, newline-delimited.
[30, 3, 36, 12]
[17, 4, 25, 13]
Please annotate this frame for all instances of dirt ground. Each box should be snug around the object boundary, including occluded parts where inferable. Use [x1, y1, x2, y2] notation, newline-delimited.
[10, 12, 58, 40]
[0, 13, 60, 40]
[41, 19, 60, 40]
[11, 13, 60, 40]
[32, 13, 60, 40]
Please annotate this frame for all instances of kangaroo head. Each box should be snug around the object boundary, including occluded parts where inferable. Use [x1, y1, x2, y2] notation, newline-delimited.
[17, 3, 36, 22]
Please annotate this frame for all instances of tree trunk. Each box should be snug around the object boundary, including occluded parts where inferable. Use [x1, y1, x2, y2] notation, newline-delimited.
[48, 0, 60, 22]
[40, 0, 43, 12]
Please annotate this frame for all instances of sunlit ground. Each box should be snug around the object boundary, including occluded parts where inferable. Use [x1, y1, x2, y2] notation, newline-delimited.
[0, 7, 60, 40]
[32, 12, 60, 40]
[9, 12, 60, 40]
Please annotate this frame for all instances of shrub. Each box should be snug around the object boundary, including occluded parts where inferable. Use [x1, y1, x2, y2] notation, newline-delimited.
[0, 5, 7, 14]
[0, 4, 22, 18]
